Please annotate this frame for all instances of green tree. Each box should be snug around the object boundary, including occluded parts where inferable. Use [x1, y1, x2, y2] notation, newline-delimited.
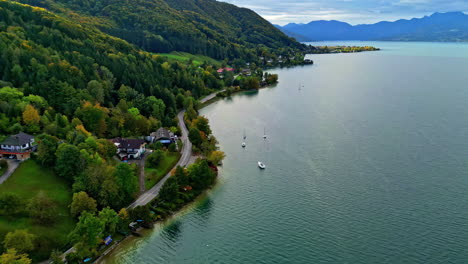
[147, 150, 164, 168]
[55, 143, 83, 181]
[189, 159, 216, 190]
[0, 193, 22, 216]
[159, 176, 179, 202]
[3, 230, 35, 253]
[188, 128, 202, 147]
[36, 134, 59, 167]
[97, 139, 117, 159]
[114, 163, 138, 203]
[70, 192, 97, 218]
[173, 166, 189, 187]
[28, 191, 58, 225]
[49, 249, 64, 264]
[98, 207, 119, 235]
[69, 211, 104, 249]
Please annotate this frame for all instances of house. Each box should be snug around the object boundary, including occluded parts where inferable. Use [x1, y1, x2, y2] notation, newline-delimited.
[241, 68, 252, 76]
[0, 132, 35, 160]
[147, 127, 175, 145]
[111, 138, 146, 160]
[216, 67, 234, 74]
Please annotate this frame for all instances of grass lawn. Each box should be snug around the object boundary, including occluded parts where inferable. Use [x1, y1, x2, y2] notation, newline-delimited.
[157, 52, 223, 67]
[0, 160, 75, 261]
[145, 152, 181, 190]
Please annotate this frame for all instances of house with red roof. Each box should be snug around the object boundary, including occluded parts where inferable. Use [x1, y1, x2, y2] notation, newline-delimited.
[216, 67, 234, 74]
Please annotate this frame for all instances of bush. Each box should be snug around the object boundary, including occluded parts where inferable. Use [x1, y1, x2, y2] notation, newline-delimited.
[148, 142, 163, 151]
[168, 143, 177, 152]
[147, 150, 164, 168]
[0, 159, 7, 170]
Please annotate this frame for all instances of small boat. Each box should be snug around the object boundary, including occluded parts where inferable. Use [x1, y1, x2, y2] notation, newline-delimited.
[258, 161, 266, 169]
[263, 127, 267, 139]
[242, 142, 246, 148]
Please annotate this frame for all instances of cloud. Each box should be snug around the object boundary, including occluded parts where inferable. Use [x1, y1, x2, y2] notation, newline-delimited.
[221, 0, 468, 25]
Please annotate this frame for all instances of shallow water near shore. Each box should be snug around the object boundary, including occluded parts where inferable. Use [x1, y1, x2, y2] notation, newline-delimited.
[101, 42, 468, 263]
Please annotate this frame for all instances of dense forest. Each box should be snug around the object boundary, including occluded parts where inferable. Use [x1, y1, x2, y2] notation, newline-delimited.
[17, 0, 311, 61]
[0, 1, 288, 262]
[0, 0, 228, 137]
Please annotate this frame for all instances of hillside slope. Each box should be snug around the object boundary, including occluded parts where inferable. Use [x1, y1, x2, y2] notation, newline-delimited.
[0, 0, 223, 127]
[280, 12, 468, 42]
[19, 0, 306, 60]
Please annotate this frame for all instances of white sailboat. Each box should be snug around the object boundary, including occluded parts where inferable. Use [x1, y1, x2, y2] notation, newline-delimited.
[258, 161, 266, 169]
[242, 142, 246, 148]
[263, 127, 267, 139]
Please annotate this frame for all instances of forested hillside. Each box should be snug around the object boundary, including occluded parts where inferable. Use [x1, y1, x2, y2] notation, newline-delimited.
[18, 0, 308, 61]
[0, 0, 227, 137]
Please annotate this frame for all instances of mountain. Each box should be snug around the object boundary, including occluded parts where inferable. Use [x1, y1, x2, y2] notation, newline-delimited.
[279, 12, 468, 42]
[18, 0, 306, 60]
[274, 24, 311, 42]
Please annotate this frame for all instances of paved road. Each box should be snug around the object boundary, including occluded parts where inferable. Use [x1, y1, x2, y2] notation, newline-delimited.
[129, 110, 193, 208]
[0, 160, 20, 185]
[128, 90, 223, 208]
[200, 89, 225, 104]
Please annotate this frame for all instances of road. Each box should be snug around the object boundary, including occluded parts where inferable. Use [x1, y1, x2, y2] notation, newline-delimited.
[0, 160, 20, 185]
[128, 110, 193, 208]
[128, 90, 223, 208]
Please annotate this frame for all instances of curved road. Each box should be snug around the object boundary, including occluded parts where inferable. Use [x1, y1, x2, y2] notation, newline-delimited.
[129, 110, 193, 208]
[128, 90, 223, 208]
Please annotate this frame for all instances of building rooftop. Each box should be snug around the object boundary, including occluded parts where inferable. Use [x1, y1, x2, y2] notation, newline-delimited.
[111, 138, 145, 149]
[0, 132, 34, 146]
[151, 128, 174, 141]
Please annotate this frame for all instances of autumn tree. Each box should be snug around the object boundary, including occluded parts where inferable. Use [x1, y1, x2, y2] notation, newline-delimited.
[22, 104, 40, 133]
[70, 192, 97, 218]
[0, 249, 32, 264]
[208, 150, 226, 165]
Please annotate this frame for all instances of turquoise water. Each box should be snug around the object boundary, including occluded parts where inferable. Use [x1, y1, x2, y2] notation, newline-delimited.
[306, 41, 468, 58]
[102, 42, 468, 263]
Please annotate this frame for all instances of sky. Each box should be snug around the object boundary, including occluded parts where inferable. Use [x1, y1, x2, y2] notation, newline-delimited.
[222, 0, 468, 25]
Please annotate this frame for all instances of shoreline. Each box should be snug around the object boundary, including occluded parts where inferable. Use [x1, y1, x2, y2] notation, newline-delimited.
[93, 82, 278, 263]
[92, 90, 227, 263]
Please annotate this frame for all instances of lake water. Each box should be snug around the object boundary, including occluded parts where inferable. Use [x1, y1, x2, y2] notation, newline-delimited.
[102, 42, 468, 263]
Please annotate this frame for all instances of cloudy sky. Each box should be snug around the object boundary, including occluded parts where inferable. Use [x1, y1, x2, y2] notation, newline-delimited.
[222, 0, 468, 25]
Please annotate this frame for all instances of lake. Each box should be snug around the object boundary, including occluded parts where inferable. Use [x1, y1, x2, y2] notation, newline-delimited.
[102, 42, 468, 263]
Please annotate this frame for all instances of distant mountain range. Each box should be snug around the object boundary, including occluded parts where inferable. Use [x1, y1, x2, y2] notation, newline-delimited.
[276, 12, 468, 42]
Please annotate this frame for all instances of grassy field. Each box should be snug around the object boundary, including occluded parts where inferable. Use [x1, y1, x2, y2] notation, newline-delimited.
[157, 52, 223, 67]
[0, 160, 75, 261]
[145, 152, 180, 190]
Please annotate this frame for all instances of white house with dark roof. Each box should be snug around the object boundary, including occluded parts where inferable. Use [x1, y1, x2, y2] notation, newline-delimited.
[110, 138, 146, 160]
[0, 132, 35, 160]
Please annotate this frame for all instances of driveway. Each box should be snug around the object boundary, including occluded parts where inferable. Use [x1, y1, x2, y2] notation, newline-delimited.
[0, 159, 21, 185]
